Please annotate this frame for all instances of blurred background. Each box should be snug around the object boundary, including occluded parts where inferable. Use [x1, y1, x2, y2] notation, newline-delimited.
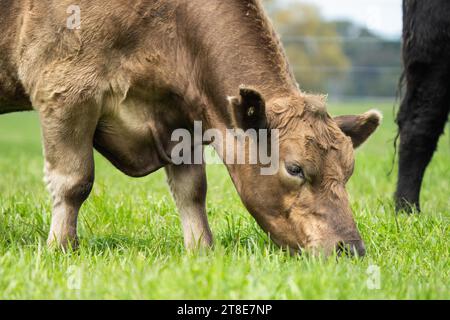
[264, 0, 402, 102]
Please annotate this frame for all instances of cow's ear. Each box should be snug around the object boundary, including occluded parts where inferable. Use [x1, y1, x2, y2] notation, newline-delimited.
[334, 110, 382, 148]
[228, 87, 267, 130]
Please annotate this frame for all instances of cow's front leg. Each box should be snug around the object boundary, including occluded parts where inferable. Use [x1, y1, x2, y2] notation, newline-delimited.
[165, 163, 213, 250]
[40, 103, 100, 250]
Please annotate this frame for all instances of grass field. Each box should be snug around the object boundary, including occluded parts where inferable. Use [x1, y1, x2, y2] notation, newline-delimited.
[0, 102, 448, 299]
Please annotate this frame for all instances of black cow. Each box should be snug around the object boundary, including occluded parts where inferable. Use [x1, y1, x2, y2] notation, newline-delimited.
[395, 0, 450, 213]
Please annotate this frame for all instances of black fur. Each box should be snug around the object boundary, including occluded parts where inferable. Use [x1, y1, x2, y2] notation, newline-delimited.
[395, 0, 450, 213]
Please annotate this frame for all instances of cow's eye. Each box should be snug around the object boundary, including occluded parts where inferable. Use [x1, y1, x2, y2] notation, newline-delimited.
[286, 164, 305, 179]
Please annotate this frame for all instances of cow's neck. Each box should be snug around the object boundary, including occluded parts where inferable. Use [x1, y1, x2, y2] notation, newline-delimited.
[177, 0, 298, 129]
[175, 1, 299, 195]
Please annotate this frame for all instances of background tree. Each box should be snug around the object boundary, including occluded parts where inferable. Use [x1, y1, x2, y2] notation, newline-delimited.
[263, 0, 402, 99]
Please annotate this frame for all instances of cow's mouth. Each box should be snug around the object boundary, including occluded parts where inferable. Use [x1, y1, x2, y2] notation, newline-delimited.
[268, 235, 305, 255]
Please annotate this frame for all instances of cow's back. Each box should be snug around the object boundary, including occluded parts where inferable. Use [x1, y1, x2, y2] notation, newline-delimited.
[0, 0, 32, 113]
[1, 0, 177, 114]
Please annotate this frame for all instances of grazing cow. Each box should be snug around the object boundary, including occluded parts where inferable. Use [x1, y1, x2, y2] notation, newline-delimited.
[0, 0, 381, 256]
[396, 0, 450, 213]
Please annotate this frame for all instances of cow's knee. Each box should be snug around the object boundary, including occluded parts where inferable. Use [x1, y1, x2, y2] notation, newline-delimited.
[45, 162, 94, 203]
[46, 172, 94, 250]
[60, 174, 94, 206]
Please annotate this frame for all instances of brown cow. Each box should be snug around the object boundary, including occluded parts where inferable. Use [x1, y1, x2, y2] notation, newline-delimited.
[0, 0, 381, 256]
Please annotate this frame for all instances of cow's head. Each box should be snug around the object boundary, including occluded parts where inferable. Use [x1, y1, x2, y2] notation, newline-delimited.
[227, 88, 381, 257]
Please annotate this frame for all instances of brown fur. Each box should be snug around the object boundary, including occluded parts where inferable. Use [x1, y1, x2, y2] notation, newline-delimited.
[0, 0, 380, 255]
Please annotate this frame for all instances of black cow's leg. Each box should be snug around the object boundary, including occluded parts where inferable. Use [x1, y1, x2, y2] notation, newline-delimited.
[395, 65, 450, 213]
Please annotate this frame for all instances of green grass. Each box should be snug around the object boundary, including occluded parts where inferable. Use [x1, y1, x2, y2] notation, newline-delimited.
[0, 102, 448, 299]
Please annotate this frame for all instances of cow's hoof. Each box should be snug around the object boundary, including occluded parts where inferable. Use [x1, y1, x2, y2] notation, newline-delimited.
[47, 236, 79, 252]
[394, 197, 420, 214]
[185, 238, 214, 253]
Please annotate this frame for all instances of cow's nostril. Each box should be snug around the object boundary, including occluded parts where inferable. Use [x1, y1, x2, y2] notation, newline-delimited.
[335, 241, 349, 257]
[336, 240, 366, 258]
[355, 241, 366, 257]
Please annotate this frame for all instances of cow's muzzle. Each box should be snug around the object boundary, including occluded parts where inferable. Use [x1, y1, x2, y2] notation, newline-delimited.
[336, 240, 366, 257]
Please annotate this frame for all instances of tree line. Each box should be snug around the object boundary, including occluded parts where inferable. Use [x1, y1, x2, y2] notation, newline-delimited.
[264, 1, 402, 99]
